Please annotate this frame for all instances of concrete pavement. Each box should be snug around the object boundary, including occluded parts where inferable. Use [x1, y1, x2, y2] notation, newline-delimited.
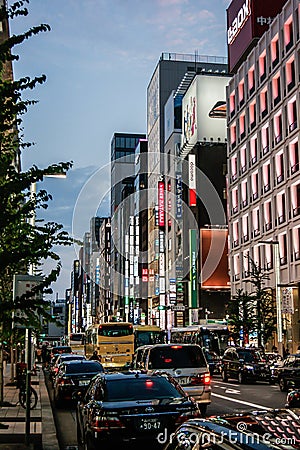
[0, 363, 59, 450]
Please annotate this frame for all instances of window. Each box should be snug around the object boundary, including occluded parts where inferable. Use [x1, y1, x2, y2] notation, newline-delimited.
[276, 191, 286, 224]
[289, 138, 299, 174]
[250, 135, 258, 163]
[239, 112, 246, 140]
[248, 65, 255, 95]
[263, 200, 272, 232]
[249, 100, 256, 128]
[278, 233, 287, 265]
[286, 56, 295, 91]
[230, 122, 237, 147]
[274, 111, 283, 144]
[230, 90, 235, 115]
[253, 244, 261, 268]
[243, 249, 250, 276]
[284, 15, 293, 51]
[233, 254, 240, 281]
[241, 180, 248, 207]
[242, 215, 249, 243]
[240, 145, 247, 173]
[238, 79, 245, 105]
[275, 150, 284, 183]
[290, 182, 300, 217]
[272, 72, 281, 105]
[292, 227, 300, 260]
[231, 187, 238, 214]
[259, 50, 266, 81]
[271, 34, 279, 67]
[231, 154, 238, 181]
[264, 243, 273, 270]
[263, 161, 271, 193]
[261, 124, 270, 154]
[287, 95, 297, 132]
[252, 207, 260, 237]
[232, 220, 239, 247]
[251, 171, 259, 200]
[260, 88, 268, 118]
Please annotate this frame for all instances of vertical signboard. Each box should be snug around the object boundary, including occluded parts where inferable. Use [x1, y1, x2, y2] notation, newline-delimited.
[189, 155, 196, 207]
[175, 172, 182, 218]
[158, 181, 165, 226]
[189, 229, 198, 309]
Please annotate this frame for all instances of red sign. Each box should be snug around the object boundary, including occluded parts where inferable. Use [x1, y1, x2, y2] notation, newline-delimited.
[158, 182, 165, 227]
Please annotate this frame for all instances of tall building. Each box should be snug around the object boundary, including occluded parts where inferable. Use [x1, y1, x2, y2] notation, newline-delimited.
[227, 0, 299, 352]
[110, 132, 145, 319]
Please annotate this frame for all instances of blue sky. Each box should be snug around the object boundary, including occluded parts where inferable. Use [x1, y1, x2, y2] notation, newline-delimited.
[8, 0, 231, 299]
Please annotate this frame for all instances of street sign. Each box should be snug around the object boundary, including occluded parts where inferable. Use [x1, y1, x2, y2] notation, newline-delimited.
[171, 305, 185, 311]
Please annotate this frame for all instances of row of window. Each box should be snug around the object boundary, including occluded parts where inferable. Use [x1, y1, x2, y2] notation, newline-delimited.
[229, 91, 298, 150]
[231, 227, 300, 281]
[230, 182, 300, 249]
[230, 138, 299, 209]
[228, 12, 297, 115]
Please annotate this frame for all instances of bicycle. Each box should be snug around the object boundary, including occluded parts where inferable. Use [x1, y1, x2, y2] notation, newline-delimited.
[16, 368, 38, 410]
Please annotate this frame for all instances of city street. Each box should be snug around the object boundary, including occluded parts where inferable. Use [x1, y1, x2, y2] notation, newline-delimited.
[46, 372, 287, 450]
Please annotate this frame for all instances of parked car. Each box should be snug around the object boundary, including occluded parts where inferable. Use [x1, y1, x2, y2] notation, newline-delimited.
[75, 371, 201, 449]
[131, 343, 211, 415]
[164, 408, 300, 449]
[276, 354, 300, 391]
[49, 353, 86, 384]
[220, 346, 271, 384]
[49, 345, 72, 359]
[53, 360, 103, 407]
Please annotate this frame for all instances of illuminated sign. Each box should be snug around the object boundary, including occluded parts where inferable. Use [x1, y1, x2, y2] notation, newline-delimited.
[189, 155, 196, 207]
[158, 181, 165, 226]
[227, 0, 251, 45]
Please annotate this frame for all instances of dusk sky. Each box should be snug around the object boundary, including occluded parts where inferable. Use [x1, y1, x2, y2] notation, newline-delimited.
[8, 0, 231, 299]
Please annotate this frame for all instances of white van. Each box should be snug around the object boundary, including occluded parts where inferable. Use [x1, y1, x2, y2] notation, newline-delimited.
[132, 343, 211, 415]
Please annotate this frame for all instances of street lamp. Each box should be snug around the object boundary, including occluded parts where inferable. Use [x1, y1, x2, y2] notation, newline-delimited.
[259, 240, 282, 356]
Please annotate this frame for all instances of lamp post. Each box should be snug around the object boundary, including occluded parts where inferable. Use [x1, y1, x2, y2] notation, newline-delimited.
[259, 240, 283, 356]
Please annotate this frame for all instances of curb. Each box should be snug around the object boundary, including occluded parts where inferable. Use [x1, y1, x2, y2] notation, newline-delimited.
[40, 371, 60, 450]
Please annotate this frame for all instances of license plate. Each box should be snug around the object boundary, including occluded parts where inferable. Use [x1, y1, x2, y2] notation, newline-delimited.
[138, 418, 161, 431]
[178, 377, 189, 385]
[78, 380, 90, 386]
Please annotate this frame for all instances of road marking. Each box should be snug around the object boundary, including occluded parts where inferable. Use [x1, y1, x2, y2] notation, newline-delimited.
[213, 385, 241, 394]
[213, 381, 240, 387]
[211, 392, 272, 410]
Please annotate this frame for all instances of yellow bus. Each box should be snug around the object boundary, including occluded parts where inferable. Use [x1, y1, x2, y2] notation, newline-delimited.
[85, 322, 134, 370]
[133, 324, 165, 349]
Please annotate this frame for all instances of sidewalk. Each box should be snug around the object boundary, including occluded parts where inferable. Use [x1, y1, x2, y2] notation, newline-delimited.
[0, 363, 59, 450]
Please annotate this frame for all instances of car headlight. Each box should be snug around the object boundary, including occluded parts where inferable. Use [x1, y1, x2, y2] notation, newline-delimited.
[244, 365, 254, 371]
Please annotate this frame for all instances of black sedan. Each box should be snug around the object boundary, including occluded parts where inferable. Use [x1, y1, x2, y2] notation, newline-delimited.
[276, 354, 300, 391]
[53, 360, 103, 407]
[165, 409, 300, 449]
[75, 371, 200, 449]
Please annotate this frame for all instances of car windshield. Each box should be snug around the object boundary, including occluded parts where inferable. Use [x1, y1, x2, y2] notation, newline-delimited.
[237, 350, 264, 363]
[104, 377, 183, 401]
[65, 362, 103, 374]
[149, 346, 206, 369]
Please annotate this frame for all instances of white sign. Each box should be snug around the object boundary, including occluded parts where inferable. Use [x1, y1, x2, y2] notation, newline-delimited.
[282, 287, 294, 314]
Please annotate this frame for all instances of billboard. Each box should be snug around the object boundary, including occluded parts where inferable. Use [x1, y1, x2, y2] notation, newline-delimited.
[188, 154, 197, 207]
[200, 229, 230, 289]
[158, 181, 165, 226]
[181, 75, 230, 147]
[227, 0, 287, 73]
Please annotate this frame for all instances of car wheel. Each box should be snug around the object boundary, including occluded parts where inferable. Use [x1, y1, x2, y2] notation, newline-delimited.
[199, 404, 207, 417]
[279, 378, 287, 392]
[221, 370, 228, 382]
[238, 372, 244, 384]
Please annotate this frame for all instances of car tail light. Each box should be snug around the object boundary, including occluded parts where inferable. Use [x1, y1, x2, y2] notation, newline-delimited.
[56, 377, 74, 386]
[175, 410, 201, 425]
[91, 414, 125, 432]
[190, 373, 210, 385]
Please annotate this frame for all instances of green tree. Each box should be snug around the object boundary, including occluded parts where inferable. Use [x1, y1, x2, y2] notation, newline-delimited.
[0, 1, 73, 341]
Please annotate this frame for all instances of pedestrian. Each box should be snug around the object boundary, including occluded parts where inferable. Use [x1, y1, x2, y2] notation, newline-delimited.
[89, 350, 101, 362]
[36, 347, 42, 363]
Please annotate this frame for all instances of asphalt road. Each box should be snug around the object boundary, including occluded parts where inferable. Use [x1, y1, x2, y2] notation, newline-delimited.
[46, 372, 288, 450]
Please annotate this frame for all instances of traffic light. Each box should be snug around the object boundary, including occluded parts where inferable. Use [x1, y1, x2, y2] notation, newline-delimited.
[158, 305, 166, 310]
